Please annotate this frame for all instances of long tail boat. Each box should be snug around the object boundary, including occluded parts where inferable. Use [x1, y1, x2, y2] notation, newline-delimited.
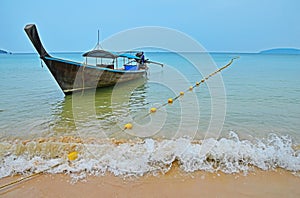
[24, 24, 162, 95]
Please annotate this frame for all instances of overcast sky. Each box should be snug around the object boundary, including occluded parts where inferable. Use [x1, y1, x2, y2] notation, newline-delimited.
[1, 0, 299, 53]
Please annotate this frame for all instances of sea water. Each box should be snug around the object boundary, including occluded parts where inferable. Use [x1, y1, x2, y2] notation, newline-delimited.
[0, 52, 299, 179]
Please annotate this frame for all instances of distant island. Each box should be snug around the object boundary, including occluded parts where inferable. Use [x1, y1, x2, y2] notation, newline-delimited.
[260, 48, 300, 55]
[0, 49, 12, 54]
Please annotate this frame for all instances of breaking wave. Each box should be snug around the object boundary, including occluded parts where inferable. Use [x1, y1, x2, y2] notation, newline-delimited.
[0, 132, 299, 181]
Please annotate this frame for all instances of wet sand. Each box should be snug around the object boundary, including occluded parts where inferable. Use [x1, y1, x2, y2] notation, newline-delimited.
[1, 167, 299, 198]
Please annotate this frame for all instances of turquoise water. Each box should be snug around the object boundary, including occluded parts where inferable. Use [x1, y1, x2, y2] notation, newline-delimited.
[0, 52, 299, 141]
[0, 52, 299, 178]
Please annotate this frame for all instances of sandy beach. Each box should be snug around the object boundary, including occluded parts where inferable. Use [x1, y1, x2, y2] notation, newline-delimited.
[1, 166, 299, 198]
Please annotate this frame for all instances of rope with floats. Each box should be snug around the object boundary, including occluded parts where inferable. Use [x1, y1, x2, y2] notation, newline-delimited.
[122, 56, 240, 131]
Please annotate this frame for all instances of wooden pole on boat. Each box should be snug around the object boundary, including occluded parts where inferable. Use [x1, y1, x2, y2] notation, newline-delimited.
[97, 30, 100, 46]
[146, 59, 164, 67]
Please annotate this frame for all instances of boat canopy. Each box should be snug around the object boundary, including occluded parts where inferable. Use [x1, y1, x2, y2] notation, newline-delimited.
[83, 49, 141, 60]
[118, 53, 140, 60]
[82, 49, 117, 59]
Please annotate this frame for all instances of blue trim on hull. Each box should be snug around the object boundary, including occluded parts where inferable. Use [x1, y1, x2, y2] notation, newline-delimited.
[44, 56, 145, 74]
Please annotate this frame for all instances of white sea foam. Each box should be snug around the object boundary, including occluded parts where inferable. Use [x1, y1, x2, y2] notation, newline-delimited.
[0, 132, 299, 180]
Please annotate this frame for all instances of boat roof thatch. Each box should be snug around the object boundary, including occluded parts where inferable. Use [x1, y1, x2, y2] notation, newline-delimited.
[83, 49, 141, 60]
[82, 49, 117, 59]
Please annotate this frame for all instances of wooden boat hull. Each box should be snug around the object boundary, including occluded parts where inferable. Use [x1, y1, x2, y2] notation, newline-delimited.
[24, 24, 146, 94]
[43, 56, 145, 94]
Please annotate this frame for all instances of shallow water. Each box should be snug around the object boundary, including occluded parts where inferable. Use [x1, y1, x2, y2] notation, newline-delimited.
[0, 52, 299, 178]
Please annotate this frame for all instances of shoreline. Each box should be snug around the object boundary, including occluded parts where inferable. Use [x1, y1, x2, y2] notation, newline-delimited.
[1, 167, 299, 197]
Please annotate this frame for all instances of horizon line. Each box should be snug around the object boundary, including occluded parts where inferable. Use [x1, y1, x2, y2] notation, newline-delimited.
[2, 47, 300, 55]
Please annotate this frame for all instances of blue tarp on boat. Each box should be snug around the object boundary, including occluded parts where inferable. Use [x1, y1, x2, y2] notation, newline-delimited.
[117, 53, 140, 59]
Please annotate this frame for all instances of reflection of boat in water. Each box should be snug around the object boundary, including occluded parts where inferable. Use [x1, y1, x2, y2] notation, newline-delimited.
[24, 24, 162, 95]
[51, 78, 148, 138]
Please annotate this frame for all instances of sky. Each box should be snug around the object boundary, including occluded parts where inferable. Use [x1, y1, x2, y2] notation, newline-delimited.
[0, 0, 299, 53]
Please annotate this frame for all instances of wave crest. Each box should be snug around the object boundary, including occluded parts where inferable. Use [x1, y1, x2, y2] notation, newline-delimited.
[0, 132, 299, 180]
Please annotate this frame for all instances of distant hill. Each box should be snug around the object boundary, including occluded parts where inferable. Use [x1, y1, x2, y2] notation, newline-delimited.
[0, 49, 12, 54]
[260, 48, 300, 55]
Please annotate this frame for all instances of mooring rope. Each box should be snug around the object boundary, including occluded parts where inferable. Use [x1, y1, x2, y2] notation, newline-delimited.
[0, 163, 61, 190]
[0, 150, 79, 190]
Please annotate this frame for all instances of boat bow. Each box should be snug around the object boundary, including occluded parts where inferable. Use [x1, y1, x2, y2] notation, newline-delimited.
[24, 24, 50, 58]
